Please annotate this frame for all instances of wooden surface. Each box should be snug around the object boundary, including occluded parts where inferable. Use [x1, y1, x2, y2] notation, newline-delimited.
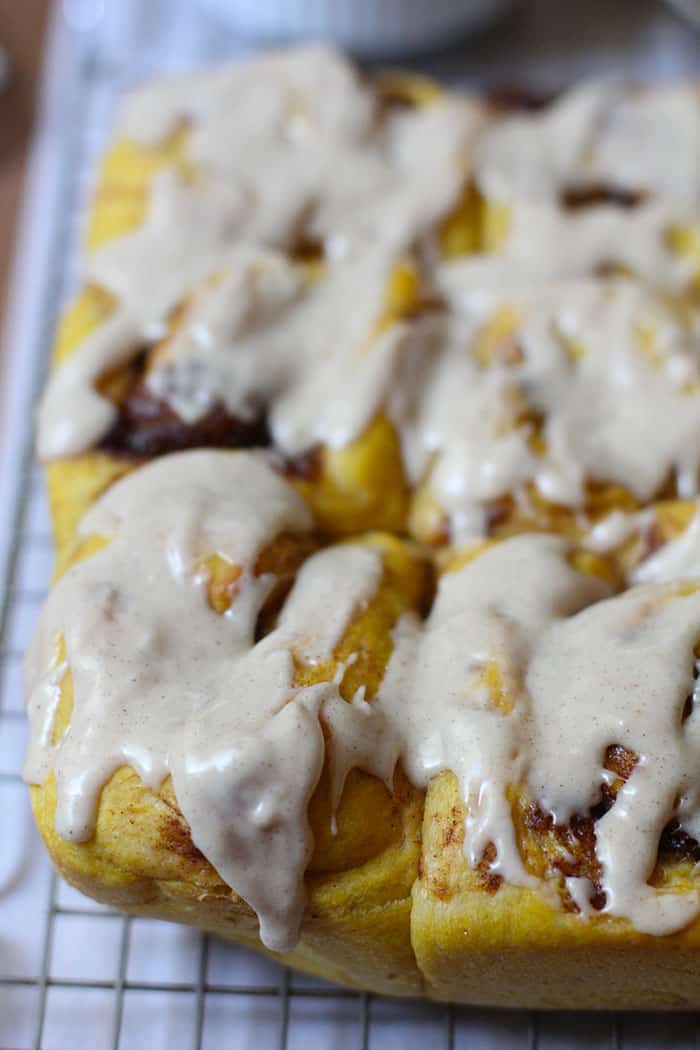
[0, 0, 51, 347]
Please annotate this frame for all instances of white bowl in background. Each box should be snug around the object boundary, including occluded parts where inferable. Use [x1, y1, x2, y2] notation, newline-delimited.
[666, 0, 700, 26]
[200, 0, 515, 58]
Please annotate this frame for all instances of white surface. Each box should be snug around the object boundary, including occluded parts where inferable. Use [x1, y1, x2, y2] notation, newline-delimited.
[3, 1, 700, 1047]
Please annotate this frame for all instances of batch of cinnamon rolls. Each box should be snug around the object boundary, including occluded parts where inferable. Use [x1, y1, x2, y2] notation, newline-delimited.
[24, 46, 700, 965]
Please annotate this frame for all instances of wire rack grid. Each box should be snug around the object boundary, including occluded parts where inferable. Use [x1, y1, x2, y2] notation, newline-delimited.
[2, 3, 700, 1049]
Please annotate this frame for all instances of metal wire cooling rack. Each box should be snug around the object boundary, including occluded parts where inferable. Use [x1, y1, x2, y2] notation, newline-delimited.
[4, 3, 700, 1048]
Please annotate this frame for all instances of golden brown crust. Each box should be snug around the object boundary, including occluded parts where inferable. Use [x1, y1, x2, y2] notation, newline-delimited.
[412, 772, 700, 1008]
[32, 764, 425, 998]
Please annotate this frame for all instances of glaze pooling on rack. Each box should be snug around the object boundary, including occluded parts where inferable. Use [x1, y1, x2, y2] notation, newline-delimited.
[35, 48, 700, 542]
[22, 449, 700, 946]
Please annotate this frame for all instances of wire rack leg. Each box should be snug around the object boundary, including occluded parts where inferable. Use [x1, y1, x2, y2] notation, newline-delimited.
[278, 967, 290, 1050]
[611, 1014, 622, 1050]
[109, 916, 131, 1050]
[194, 933, 209, 1050]
[444, 1003, 454, 1049]
[359, 992, 370, 1050]
[528, 1010, 539, 1050]
[32, 874, 58, 1050]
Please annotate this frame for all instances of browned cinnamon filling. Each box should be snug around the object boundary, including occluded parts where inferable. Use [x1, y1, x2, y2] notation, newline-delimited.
[291, 234, 325, 263]
[97, 360, 336, 484]
[477, 842, 504, 894]
[484, 495, 514, 533]
[523, 804, 606, 909]
[561, 184, 647, 211]
[659, 821, 700, 862]
[487, 87, 556, 114]
[99, 381, 269, 458]
[281, 446, 323, 482]
[521, 743, 699, 912]
[98, 365, 337, 493]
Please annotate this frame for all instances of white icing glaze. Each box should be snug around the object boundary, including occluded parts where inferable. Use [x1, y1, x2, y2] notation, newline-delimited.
[24, 454, 700, 943]
[477, 82, 700, 206]
[565, 876, 593, 916]
[37, 43, 481, 463]
[526, 582, 700, 934]
[37, 52, 700, 543]
[584, 502, 700, 585]
[490, 198, 693, 291]
[632, 502, 700, 584]
[369, 535, 608, 885]
[476, 83, 700, 289]
[411, 274, 700, 537]
[584, 508, 656, 552]
[38, 312, 144, 459]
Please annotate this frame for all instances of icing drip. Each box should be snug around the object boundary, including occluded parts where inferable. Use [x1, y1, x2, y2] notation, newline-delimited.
[632, 503, 700, 584]
[526, 583, 700, 934]
[584, 509, 656, 553]
[371, 535, 608, 884]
